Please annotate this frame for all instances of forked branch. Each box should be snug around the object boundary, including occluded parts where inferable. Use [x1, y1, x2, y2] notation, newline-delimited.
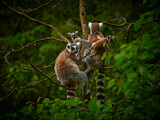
[2, 0, 70, 43]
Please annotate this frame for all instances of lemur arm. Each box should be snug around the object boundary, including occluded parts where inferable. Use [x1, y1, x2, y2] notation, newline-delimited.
[97, 32, 104, 38]
[74, 38, 92, 48]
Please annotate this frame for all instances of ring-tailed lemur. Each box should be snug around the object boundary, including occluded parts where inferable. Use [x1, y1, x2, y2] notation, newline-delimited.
[86, 22, 107, 104]
[67, 23, 114, 104]
[54, 42, 88, 99]
[69, 22, 111, 104]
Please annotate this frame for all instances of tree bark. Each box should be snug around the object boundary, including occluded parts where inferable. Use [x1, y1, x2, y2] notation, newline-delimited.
[79, 0, 89, 39]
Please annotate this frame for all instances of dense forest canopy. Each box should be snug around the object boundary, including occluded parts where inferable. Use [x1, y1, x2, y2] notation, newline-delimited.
[0, 0, 160, 119]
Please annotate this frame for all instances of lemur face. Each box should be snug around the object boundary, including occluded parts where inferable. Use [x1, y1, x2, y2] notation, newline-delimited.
[66, 43, 80, 54]
[107, 35, 114, 43]
[68, 31, 78, 39]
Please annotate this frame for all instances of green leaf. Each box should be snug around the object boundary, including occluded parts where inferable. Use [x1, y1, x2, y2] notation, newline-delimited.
[141, 33, 150, 48]
[28, 104, 32, 111]
[140, 15, 144, 22]
[120, 44, 127, 49]
[114, 54, 125, 67]
[127, 24, 132, 29]
[142, 34, 150, 41]
[37, 104, 43, 113]
[49, 104, 55, 114]
[127, 72, 137, 82]
[143, 16, 153, 23]
[101, 53, 107, 61]
[104, 54, 112, 65]
[42, 98, 50, 106]
[134, 20, 141, 32]
[106, 79, 116, 89]
[143, 0, 147, 5]
[37, 96, 41, 103]
[88, 100, 99, 113]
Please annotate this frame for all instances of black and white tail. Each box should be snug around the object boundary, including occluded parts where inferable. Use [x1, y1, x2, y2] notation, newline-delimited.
[79, 48, 92, 61]
[97, 72, 105, 104]
[67, 88, 76, 99]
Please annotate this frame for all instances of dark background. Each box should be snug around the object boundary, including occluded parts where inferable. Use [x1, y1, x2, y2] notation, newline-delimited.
[0, 0, 160, 119]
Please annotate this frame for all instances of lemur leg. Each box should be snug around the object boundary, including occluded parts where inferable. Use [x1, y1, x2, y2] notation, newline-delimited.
[97, 70, 105, 104]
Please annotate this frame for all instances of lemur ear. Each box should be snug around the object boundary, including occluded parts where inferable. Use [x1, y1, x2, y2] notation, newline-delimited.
[76, 42, 80, 46]
[99, 22, 103, 28]
[68, 33, 71, 36]
[66, 43, 71, 52]
[75, 31, 78, 35]
[88, 22, 92, 27]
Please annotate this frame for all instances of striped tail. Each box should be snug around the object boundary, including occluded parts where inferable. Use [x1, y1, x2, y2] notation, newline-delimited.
[67, 88, 76, 99]
[80, 48, 92, 61]
[97, 72, 105, 104]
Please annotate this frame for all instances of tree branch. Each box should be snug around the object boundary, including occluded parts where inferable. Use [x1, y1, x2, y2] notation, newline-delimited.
[17, 0, 55, 12]
[93, 18, 160, 27]
[104, 65, 115, 69]
[29, 61, 62, 87]
[125, 24, 133, 43]
[0, 74, 55, 103]
[2, 37, 62, 64]
[2, 0, 70, 43]
[41, 60, 55, 70]
[79, 0, 89, 39]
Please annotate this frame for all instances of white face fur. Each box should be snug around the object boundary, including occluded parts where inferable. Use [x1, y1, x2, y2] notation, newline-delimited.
[107, 35, 114, 42]
[68, 31, 78, 40]
[66, 43, 80, 54]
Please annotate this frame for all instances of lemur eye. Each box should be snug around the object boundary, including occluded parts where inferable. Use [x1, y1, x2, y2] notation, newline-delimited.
[71, 47, 75, 51]
[67, 45, 70, 49]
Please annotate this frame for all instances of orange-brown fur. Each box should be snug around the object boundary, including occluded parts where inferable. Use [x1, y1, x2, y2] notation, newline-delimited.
[91, 38, 109, 55]
[55, 49, 79, 88]
[88, 31, 104, 43]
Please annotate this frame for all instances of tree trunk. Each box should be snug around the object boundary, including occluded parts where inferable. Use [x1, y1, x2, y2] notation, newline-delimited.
[79, 0, 89, 39]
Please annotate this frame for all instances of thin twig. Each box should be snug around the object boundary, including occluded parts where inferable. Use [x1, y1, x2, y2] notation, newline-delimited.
[104, 65, 115, 69]
[41, 60, 55, 70]
[125, 24, 133, 43]
[93, 18, 160, 27]
[29, 61, 62, 87]
[20, 67, 34, 71]
[2, 0, 70, 43]
[49, 0, 63, 10]
[18, 0, 54, 12]
[2, 37, 62, 64]
[112, 99, 128, 110]
[0, 74, 55, 103]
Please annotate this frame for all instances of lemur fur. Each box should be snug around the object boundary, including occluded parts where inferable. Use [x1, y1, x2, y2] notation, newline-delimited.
[71, 30, 114, 61]
[68, 31, 91, 48]
[54, 42, 88, 99]
[87, 22, 107, 104]
[85, 22, 110, 104]
[77, 35, 114, 60]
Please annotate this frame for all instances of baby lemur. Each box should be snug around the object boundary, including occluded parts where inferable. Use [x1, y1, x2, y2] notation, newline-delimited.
[54, 42, 88, 99]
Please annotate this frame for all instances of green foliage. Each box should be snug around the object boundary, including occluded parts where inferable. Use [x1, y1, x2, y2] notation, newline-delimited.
[0, 0, 160, 120]
[134, 20, 141, 32]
